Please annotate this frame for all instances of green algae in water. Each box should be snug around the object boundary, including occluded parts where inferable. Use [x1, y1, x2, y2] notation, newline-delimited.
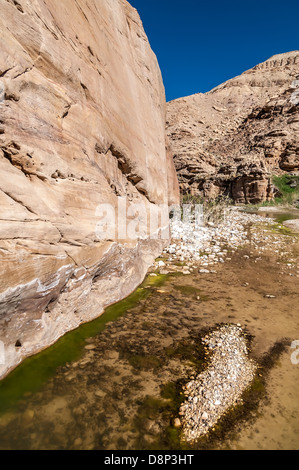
[274, 213, 299, 224]
[174, 285, 209, 301]
[267, 223, 297, 236]
[0, 274, 168, 415]
[133, 380, 189, 451]
[128, 355, 162, 371]
[174, 285, 201, 296]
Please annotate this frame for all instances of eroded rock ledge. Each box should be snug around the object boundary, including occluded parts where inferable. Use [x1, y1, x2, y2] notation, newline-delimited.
[0, 0, 179, 378]
[167, 51, 299, 203]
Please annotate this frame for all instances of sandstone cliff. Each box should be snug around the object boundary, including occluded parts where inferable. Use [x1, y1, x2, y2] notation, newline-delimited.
[0, 0, 179, 378]
[167, 51, 299, 203]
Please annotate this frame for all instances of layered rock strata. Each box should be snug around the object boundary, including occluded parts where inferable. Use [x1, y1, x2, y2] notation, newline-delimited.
[167, 51, 299, 203]
[0, 0, 179, 378]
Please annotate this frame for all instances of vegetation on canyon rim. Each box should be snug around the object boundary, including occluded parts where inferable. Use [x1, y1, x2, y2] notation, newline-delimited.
[271, 175, 299, 208]
[181, 174, 299, 216]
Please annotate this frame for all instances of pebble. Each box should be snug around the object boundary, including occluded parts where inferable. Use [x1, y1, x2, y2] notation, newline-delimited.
[73, 438, 83, 447]
[160, 269, 170, 275]
[174, 418, 182, 428]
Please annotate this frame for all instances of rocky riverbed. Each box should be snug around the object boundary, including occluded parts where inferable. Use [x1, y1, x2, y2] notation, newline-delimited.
[153, 207, 298, 275]
[179, 324, 257, 442]
[151, 206, 299, 446]
[165, 209, 270, 265]
[0, 207, 298, 450]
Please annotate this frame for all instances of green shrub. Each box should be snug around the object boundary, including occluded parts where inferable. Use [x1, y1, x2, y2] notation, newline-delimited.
[272, 175, 299, 206]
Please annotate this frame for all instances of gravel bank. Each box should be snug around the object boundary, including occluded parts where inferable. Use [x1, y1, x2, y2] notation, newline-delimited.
[179, 324, 257, 442]
[161, 208, 273, 269]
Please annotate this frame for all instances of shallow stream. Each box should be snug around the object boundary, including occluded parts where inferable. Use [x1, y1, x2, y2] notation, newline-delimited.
[0, 211, 298, 450]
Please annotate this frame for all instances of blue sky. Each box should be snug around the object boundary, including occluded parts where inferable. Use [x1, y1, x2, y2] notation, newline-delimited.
[130, 0, 299, 102]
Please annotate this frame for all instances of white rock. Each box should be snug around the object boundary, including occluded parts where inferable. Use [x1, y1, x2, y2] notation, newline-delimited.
[158, 261, 166, 267]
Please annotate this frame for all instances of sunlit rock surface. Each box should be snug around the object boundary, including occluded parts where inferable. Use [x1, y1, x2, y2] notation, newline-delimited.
[167, 51, 299, 203]
[0, 0, 179, 378]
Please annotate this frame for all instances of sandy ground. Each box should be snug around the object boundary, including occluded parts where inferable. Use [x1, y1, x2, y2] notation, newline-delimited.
[229, 351, 299, 450]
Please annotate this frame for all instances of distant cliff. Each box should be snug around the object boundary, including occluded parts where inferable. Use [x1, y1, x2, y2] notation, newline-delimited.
[0, 0, 179, 378]
[167, 51, 299, 203]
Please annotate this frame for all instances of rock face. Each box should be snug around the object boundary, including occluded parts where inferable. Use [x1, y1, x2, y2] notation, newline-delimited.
[0, 0, 179, 378]
[167, 51, 299, 203]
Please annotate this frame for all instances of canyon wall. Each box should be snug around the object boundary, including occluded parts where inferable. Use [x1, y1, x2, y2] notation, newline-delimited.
[0, 0, 179, 378]
[167, 51, 299, 203]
